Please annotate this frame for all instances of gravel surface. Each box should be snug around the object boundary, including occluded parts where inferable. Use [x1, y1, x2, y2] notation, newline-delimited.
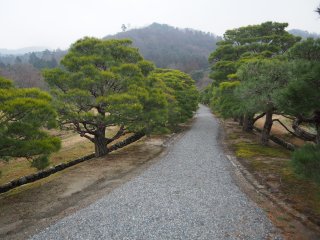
[31, 105, 282, 240]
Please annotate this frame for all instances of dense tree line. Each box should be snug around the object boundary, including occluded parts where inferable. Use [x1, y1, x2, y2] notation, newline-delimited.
[0, 49, 66, 89]
[0, 49, 65, 67]
[104, 23, 222, 88]
[201, 22, 320, 182]
[0, 63, 46, 89]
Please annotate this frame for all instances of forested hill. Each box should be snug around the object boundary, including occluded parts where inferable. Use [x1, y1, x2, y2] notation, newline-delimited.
[1, 23, 221, 88]
[104, 23, 221, 83]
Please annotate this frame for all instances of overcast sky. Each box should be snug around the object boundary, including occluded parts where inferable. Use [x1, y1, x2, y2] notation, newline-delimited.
[0, 0, 319, 49]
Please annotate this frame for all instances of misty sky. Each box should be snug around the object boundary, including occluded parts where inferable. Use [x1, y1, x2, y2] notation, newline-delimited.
[1, 0, 319, 49]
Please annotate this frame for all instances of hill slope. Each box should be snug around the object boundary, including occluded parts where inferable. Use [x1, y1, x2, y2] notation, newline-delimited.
[1, 23, 221, 88]
[104, 23, 221, 83]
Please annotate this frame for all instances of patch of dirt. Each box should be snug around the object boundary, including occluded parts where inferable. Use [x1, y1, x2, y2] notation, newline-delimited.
[0, 136, 170, 240]
[219, 118, 320, 240]
[60, 133, 88, 149]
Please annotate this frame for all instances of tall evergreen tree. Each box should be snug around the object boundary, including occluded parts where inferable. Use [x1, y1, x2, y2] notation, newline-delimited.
[236, 59, 291, 144]
[277, 39, 320, 144]
[209, 21, 300, 85]
[208, 22, 300, 132]
[44, 37, 170, 157]
[151, 69, 199, 127]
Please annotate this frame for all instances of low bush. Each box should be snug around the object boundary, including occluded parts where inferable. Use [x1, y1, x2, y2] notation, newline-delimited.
[31, 156, 50, 170]
[292, 144, 320, 183]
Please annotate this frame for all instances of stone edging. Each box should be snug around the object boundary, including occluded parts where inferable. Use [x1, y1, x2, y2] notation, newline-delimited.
[0, 131, 148, 195]
[226, 154, 320, 232]
[0, 127, 185, 195]
[0, 154, 95, 194]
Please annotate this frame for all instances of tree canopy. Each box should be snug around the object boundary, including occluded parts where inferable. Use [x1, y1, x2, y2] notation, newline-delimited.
[209, 21, 300, 85]
[205, 21, 301, 139]
[151, 69, 199, 127]
[0, 77, 60, 169]
[277, 38, 320, 144]
[236, 59, 291, 144]
[205, 24, 320, 146]
[44, 37, 198, 157]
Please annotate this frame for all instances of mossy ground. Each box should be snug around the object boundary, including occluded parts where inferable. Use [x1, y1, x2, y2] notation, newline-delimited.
[224, 120, 320, 225]
[234, 142, 291, 159]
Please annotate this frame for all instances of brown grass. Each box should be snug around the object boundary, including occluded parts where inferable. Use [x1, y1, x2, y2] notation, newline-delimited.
[0, 127, 127, 185]
[254, 115, 309, 147]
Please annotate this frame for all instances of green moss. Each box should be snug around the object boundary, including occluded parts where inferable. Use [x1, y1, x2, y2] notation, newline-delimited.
[235, 142, 291, 159]
[276, 216, 289, 222]
[228, 133, 239, 140]
[228, 133, 320, 218]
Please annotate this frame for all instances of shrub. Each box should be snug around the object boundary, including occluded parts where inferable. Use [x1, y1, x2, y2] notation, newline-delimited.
[31, 155, 50, 170]
[291, 144, 320, 183]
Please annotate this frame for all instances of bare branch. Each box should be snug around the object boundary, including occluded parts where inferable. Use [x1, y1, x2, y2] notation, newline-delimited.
[106, 125, 126, 144]
[272, 119, 299, 137]
[74, 122, 95, 140]
[82, 122, 96, 135]
[253, 112, 266, 123]
[82, 134, 94, 142]
[277, 114, 295, 120]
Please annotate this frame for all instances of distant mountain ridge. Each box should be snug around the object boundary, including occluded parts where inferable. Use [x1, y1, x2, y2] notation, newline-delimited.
[104, 23, 222, 88]
[104, 23, 222, 74]
[0, 47, 51, 56]
[0, 23, 221, 88]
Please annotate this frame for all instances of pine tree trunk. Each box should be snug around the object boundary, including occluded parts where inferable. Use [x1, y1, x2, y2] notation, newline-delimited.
[316, 126, 320, 145]
[94, 129, 108, 157]
[242, 113, 254, 132]
[261, 110, 273, 145]
[239, 115, 244, 126]
[315, 111, 320, 145]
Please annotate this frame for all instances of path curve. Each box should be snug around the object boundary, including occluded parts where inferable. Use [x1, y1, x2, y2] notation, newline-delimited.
[31, 105, 281, 240]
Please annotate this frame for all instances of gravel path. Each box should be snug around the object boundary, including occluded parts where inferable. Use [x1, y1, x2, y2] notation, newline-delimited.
[31, 105, 281, 240]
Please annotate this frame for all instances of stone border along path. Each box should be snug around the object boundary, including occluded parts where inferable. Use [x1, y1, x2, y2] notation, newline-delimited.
[0, 131, 145, 194]
[31, 105, 282, 240]
[0, 154, 95, 194]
